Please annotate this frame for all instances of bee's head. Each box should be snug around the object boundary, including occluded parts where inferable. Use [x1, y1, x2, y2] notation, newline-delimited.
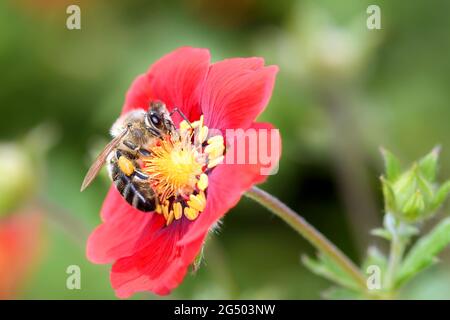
[145, 101, 174, 135]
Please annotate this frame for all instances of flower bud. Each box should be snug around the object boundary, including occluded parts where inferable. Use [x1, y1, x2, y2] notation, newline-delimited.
[0, 144, 36, 217]
[380, 147, 450, 222]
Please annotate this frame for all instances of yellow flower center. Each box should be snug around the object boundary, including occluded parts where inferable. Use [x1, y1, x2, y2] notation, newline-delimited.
[142, 115, 225, 225]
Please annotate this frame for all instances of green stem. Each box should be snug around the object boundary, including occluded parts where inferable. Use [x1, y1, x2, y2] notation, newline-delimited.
[245, 186, 367, 291]
[385, 221, 406, 294]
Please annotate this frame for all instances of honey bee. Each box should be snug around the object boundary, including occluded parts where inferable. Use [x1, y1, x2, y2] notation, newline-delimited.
[80, 101, 187, 212]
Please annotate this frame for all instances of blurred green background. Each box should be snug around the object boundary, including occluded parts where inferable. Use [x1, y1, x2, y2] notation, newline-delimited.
[2, 0, 450, 299]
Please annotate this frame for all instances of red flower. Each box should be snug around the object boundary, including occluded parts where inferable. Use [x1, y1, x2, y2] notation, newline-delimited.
[86, 47, 280, 298]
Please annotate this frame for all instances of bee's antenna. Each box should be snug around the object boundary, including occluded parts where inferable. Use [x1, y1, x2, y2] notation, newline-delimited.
[170, 107, 193, 129]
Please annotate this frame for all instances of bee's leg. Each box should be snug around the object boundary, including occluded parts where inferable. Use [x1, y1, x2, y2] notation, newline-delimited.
[106, 152, 116, 181]
[138, 148, 152, 157]
[123, 140, 139, 151]
[116, 153, 135, 177]
[116, 148, 138, 161]
[115, 149, 123, 160]
[116, 149, 148, 180]
[147, 127, 163, 139]
[123, 140, 152, 157]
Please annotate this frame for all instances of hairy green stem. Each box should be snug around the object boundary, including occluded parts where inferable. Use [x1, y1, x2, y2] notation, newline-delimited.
[245, 186, 367, 291]
[385, 222, 406, 294]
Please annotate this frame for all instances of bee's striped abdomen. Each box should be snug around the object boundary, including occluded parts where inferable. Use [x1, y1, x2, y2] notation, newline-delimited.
[110, 157, 156, 212]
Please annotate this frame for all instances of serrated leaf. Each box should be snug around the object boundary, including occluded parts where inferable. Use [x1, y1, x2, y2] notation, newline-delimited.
[302, 253, 359, 291]
[396, 217, 450, 287]
[380, 148, 402, 181]
[418, 146, 440, 181]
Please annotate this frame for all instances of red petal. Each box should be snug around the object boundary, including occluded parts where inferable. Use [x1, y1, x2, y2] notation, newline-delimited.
[181, 122, 282, 244]
[121, 74, 153, 115]
[122, 47, 210, 123]
[86, 186, 162, 264]
[110, 220, 206, 297]
[202, 58, 278, 131]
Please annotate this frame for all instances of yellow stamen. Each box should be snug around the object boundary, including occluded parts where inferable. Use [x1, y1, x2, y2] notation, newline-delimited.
[188, 194, 206, 212]
[191, 115, 204, 129]
[144, 138, 203, 200]
[198, 191, 206, 203]
[179, 120, 191, 132]
[141, 113, 225, 225]
[205, 143, 225, 159]
[166, 210, 174, 225]
[198, 126, 209, 144]
[208, 155, 224, 168]
[207, 135, 224, 145]
[162, 202, 169, 220]
[197, 173, 208, 191]
[191, 121, 200, 129]
[184, 207, 199, 220]
[173, 202, 182, 220]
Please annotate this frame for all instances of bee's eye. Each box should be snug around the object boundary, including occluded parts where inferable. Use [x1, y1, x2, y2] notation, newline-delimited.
[150, 113, 161, 126]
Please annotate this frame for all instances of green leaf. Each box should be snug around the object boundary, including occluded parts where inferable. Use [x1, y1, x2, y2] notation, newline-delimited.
[398, 224, 420, 238]
[381, 177, 397, 212]
[302, 253, 359, 291]
[401, 190, 425, 221]
[396, 217, 450, 287]
[371, 228, 391, 241]
[418, 146, 440, 181]
[380, 147, 402, 181]
[432, 180, 450, 211]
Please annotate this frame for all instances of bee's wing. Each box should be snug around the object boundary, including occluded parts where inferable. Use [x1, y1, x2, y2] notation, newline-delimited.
[80, 129, 128, 192]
